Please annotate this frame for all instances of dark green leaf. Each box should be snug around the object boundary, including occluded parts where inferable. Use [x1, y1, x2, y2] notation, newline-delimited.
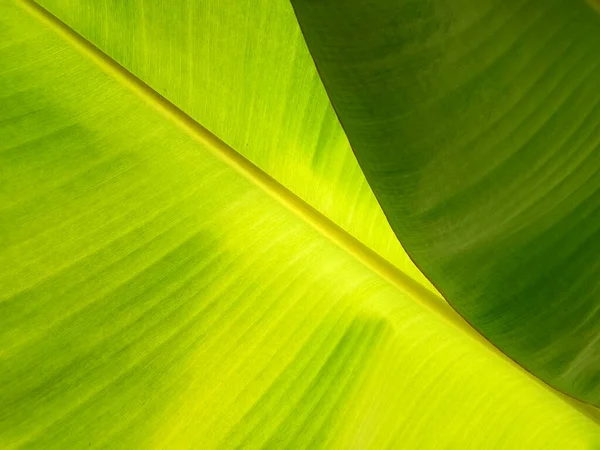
[291, 0, 600, 406]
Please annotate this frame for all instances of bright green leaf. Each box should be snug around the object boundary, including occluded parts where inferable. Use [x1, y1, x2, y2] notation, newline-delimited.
[32, 0, 435, 292]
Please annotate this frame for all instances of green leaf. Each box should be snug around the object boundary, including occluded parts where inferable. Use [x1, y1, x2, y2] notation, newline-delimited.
[291, 0, 600, 406]
[32, 0, 435, 292]
[2, 0, 600, 448]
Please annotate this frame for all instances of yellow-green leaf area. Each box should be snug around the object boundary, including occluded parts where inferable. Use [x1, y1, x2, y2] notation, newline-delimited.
[32, 0, 435, 292]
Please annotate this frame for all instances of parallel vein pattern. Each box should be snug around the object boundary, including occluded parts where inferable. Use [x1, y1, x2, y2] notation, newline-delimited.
[291, 0, 600, 406]
[32, 0, 435, 292]
[1, 1, 599, 449]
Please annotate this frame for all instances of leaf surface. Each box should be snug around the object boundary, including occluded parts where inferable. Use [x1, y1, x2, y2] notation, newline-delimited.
[32, 0, 435, 292]
[291, 0, 600, 406]
[1, 1, 600, 448]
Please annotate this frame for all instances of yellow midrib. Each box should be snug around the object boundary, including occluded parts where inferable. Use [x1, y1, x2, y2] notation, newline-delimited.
[18, 0, 600, 425]
[16, 0, 449, 321]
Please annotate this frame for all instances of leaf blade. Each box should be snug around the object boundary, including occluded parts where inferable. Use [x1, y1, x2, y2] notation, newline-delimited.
[1, 1, 600, 448]
[290, 0, 600, 406]
[32, 0, 435, 292]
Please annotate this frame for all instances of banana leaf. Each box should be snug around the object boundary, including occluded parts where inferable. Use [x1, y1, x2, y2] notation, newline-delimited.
[32, 0, 435, 292]
[291, 0, 600, 407]
[1, 0, 599, 449]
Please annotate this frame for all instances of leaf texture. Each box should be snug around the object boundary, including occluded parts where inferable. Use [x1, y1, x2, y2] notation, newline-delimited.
[32, 0, 435, 292]
[1, 1, 600, 448]
[291, 0, 600, 406]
